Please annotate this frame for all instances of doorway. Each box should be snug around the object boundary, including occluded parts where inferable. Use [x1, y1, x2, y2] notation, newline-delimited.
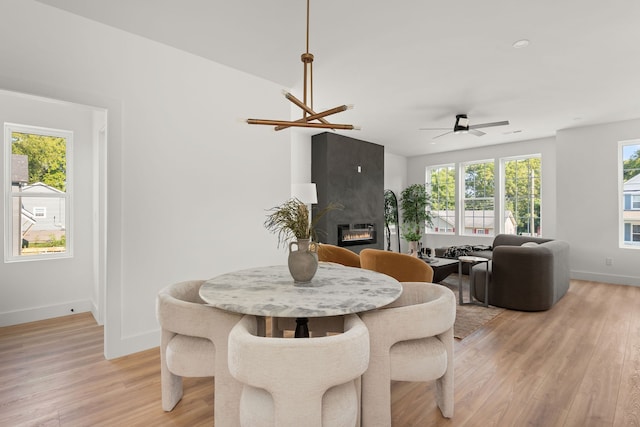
[0, 89, 107, 328]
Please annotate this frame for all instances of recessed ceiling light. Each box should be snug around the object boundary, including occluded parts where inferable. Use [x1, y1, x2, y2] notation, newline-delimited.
[512, 39, 530, 49]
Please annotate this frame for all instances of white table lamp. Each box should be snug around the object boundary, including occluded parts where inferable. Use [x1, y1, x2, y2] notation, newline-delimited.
[291, 183, 318, 204]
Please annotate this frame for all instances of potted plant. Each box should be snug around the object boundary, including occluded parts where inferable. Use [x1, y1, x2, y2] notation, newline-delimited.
[264, 198, 340, 246]
[264, 198, 340, 283]
[400, 184, 433, 256]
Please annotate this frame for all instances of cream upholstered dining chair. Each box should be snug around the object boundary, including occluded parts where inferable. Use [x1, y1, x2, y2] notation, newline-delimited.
[228, 314, 370, 427]
[156, 280, 243, 426]
[360, 248, 434, 282]
[359, 281, 456, 426]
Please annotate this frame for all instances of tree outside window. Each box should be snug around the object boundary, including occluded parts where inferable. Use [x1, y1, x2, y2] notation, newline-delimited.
[463, 161, 495, 236]
[503, 156, 541, 236]
[427, 164, 455, 233]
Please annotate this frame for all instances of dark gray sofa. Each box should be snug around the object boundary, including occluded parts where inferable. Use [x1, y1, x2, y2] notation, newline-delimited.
[470, 234, 570, 311]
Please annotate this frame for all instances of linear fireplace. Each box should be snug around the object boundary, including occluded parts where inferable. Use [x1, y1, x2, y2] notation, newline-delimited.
[337, 223, 377, 247]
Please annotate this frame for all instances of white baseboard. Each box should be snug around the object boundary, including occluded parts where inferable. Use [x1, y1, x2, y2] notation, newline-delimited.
[571, 270, 640, 287]
[0, 299, 93, 327]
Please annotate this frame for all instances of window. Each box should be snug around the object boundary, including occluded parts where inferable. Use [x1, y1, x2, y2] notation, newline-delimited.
[621, 140, 640, 247]
[462, 161, 495, 236]
[34, 207, 46, 218]
[426, 164, 455, 233]
[4, 123, 72, 261]
[502, 156, 541, 236]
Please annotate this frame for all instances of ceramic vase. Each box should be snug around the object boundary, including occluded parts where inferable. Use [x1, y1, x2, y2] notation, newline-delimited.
[288, 239, 318, 284]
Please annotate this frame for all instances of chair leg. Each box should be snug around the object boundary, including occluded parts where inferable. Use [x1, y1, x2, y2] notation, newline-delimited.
[361, 357, 392, 427]
[435, 328, 454, 418]
[160, 331, 183, 411]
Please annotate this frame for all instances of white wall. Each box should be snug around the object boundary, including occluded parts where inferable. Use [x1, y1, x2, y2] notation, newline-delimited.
[0, 90, 99, 326]
[290, 132, 313, 184]
[406, 137, 557, 252]
[0, 0, 292, 358]
[557, 118, 640, 286]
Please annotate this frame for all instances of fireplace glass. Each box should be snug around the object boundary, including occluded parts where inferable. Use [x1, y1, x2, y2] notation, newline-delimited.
[337, 223, 377, 247]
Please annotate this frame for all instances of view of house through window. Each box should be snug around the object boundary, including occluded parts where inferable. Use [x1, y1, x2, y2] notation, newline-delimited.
[5, 123, 71, 260]
[503, 156, 541, 236]
[463, 161, 495, 235]
[427, 164, 455, 233]
[622, 141, 640, 247]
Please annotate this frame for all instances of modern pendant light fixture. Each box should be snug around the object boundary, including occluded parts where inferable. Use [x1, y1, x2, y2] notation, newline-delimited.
[246, 0, 356, 131]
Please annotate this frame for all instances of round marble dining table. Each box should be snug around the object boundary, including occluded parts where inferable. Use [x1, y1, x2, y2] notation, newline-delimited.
[199, 263, 402, 319]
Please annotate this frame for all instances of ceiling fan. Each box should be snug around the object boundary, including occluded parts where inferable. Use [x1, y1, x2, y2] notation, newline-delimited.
[420, 114, 509, 139]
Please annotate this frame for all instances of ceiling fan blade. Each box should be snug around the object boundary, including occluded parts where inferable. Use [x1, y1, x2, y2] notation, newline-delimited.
[469, 120, 510, 130]
[419, 127, 450, 131]
[469, 129, 485, 137]
[432, 131, 453, 139]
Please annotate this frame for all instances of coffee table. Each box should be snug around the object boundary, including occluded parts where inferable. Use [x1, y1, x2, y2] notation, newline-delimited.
[421, 257, 459, 282]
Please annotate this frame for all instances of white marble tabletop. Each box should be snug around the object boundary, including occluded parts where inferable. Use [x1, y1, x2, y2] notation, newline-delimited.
[199, 263, 402, 318]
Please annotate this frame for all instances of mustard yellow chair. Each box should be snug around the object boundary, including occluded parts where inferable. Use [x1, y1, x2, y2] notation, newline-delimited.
[317, 243, 361, 268]
[360, 248, 434, 282]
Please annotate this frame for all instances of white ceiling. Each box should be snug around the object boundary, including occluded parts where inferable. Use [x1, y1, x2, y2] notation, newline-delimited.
[37, 0, 640, 157]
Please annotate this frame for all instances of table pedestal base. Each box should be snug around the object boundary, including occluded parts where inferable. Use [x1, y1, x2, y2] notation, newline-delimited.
[294, 317, 309, 338]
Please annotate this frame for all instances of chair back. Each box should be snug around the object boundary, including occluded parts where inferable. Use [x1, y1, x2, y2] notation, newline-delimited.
[229, 314, 370, 427]
[317, 243, 361, 268]
[360, 248, 434, 282]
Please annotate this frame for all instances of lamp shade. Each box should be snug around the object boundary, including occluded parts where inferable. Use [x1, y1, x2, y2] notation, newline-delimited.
[291, 183, 318, 204]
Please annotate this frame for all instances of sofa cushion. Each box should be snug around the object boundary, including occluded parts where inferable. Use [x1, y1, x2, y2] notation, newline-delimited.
[521, 242, 539, 247]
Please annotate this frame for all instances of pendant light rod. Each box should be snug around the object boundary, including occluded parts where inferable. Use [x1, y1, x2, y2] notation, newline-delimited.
[245, 0, 356, 131]
[302, 0, 313, 115]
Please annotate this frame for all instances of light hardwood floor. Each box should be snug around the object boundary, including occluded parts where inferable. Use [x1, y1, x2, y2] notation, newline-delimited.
[1, 279, 640, 426]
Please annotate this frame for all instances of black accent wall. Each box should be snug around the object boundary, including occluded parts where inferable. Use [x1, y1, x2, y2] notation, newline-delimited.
[311, 132, 384, 253]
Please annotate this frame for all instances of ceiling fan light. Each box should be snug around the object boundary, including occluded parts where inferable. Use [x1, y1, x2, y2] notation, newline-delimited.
[454, 114, 470, 132]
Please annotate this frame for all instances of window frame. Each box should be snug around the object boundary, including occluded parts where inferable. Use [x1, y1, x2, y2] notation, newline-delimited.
[620, 139, 640, 249]
[4, 122, 73, 262]
[425, 163, 456, 235]
[500, 154, 542, 237]
[461, 159, 495, 237]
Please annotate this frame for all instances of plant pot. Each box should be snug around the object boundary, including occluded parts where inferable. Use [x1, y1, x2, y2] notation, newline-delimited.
[408, 241, 419, 257]
[288, 239, 318, 284]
